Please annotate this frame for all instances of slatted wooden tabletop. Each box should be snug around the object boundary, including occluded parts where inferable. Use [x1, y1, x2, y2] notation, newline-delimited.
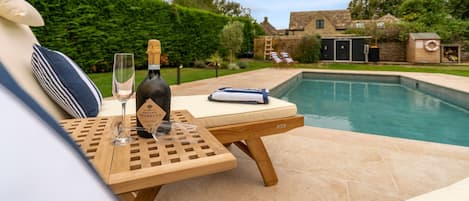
[59, 110, 236, 194]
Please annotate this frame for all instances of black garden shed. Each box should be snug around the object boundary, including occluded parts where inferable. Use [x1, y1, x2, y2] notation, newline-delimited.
[320, 36, 372, 62]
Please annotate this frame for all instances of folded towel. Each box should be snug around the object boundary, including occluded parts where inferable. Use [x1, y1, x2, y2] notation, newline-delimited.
[208, 87, 269, 104]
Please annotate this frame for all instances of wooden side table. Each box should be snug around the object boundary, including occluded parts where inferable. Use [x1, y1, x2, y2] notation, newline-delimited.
[59, 110, 236, 201]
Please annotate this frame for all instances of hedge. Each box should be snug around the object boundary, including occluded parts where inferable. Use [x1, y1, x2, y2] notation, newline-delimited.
[29, 0, 261, 72]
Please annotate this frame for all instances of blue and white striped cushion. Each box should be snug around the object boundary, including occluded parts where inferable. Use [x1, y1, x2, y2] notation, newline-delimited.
[0, 61, 116, 200]
[31, 44, 102, 118]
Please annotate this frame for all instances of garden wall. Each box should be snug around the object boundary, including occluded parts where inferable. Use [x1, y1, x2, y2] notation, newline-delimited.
[254, 36, 303, 60]
[378, 42, 407, 62]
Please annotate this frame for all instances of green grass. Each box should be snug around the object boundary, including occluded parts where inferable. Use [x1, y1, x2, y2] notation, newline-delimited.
[89, 61, 272, 97]
[89, 61, 469, 97]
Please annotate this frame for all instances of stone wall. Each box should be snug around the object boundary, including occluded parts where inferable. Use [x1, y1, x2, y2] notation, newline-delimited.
[378, 42, 407, 62]
[254, 36, 303, 60]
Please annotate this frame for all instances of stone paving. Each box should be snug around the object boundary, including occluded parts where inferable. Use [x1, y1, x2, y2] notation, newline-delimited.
[157, 68, 469, 201]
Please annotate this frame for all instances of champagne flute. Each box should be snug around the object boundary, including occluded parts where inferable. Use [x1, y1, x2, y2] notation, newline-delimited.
[112, 53, 135, 145]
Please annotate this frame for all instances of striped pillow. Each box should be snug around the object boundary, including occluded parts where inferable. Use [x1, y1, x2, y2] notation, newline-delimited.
[31, 44, 102, 118]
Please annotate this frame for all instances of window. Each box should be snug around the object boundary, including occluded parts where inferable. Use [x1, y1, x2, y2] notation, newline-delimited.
[316, 19, 324, 29]
[355, 22, 365, 28]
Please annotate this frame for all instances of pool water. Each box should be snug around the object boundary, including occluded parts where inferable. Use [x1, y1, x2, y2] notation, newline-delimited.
[280, 79, 469, 146]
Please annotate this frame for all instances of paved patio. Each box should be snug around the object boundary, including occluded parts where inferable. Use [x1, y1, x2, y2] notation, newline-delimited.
[158, 68, 469, 201]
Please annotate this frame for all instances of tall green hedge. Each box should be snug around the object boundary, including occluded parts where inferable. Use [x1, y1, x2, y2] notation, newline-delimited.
[29, 0, 259, 72]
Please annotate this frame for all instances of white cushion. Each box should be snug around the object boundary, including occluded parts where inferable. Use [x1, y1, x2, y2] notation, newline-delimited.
[0, 17, 68, 120]
[0, 0, 44, 26]
[407, 177, 469, 201]
[98, 95, 297, 128]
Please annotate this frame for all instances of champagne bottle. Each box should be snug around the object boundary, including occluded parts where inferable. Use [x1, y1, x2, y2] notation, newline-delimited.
[136, 39, 171, 138]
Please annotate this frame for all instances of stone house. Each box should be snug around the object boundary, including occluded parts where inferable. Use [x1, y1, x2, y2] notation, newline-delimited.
[288, 10, 352, 36]
[260, 17, 279, 36]
[257, 11, 408, 62]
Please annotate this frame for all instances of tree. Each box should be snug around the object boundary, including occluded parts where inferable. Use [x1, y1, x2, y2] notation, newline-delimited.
[220, 21, 244, 64]
[172, 0, 217, 12]
[398, 0, 469, 42]
[348, 0, 403, 19]
[214, 0, 251, 17]
[448, 0, 469, 19]
[171, 0, 251, 17]
[399, 0, 448, 25]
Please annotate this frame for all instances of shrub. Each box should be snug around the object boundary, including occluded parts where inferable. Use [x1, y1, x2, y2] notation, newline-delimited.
[194, 60, 208, 68]
[220, 61, 229, 69]
[295, 35, 321, 63]
[227, 63, 240, 70]
[236, 61, 248, 69]
[29, 0, 262, 72]
[207, 52, 223, 68]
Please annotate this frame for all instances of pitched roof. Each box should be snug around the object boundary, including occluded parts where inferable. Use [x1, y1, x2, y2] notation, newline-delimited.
[260, 17, 278, 36]
[409, 33, 441, 40]
[378, 14, 400, 23]
[289, 10, 352, 30]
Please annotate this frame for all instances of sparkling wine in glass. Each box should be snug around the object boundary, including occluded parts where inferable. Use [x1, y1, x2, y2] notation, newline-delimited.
[112, 53, 135, 145]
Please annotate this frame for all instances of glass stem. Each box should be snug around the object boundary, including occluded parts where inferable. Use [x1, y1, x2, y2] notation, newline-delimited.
[120, 101, 126, 137]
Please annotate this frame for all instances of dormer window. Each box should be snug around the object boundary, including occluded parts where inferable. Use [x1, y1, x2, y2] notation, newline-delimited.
[355, 22, 365, 28]
[376, 22, 385, 29]
[316, 19, 324, 29]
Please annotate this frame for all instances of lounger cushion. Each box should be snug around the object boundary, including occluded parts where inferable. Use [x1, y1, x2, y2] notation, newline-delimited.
[98, 95, 297, 128]
[0, 61, 116, 201]
[32, 44, 103, 118]
[0, 0, 44, 26]
[0, 17, 68, 120]
[406, 177, 469, 201]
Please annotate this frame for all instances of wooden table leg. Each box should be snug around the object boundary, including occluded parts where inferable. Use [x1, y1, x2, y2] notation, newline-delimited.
[119, 192, 136, 201]
[134, 186, 162, 201]
[245, 137, 278, 186]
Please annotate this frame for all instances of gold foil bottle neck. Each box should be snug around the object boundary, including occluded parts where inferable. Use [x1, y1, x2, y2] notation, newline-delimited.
[147, 39, 161, 66]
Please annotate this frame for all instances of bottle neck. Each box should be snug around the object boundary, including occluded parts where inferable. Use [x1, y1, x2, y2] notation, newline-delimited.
[148, 69, 160, 78]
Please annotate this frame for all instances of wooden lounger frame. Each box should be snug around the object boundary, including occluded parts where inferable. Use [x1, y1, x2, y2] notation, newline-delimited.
[208, 115, 304, 186]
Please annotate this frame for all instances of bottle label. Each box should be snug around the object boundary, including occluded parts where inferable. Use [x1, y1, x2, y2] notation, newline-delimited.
[137, 99, 166, 133]
[149, 64, 160, 70]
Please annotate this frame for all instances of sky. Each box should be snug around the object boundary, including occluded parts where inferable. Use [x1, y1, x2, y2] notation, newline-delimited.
[233, 0, 350, 29]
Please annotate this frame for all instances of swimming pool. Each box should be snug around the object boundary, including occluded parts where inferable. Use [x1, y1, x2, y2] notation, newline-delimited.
[277, 74, 469, 147]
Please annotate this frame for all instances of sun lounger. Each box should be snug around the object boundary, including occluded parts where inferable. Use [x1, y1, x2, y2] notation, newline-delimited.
[1, 9, 304, 188]
[270, 52, 283, 64]
[280, 52, 295, 64]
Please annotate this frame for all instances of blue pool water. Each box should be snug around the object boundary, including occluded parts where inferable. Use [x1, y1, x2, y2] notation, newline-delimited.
[280, 79, 469, 146]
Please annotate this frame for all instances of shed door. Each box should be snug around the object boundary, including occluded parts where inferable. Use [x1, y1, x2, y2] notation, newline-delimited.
[352, 39, 365, 61]
[336, 41, 350, 61]
[321, 39, 334, 60]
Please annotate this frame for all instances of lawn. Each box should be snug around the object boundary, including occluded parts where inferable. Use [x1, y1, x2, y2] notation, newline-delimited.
[89, 61, 273, 97]
[89, 61, 469, 97]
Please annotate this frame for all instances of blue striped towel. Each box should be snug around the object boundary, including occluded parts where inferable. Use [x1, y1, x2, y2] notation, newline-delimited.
[208, 87, 269, 104]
